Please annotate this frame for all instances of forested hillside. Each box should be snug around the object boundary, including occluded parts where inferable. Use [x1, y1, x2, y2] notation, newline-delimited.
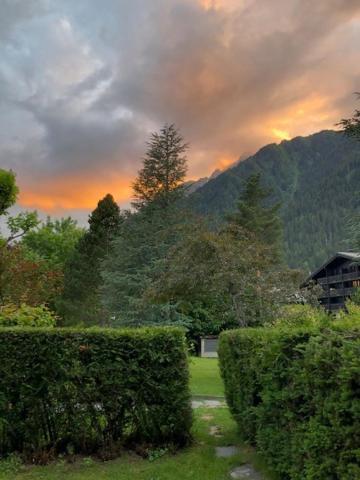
[189, 130, 360, 271]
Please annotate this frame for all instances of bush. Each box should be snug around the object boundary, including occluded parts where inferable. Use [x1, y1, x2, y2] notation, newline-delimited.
[219, 322, 360, 479]
[266, 304, 329, 328]
[0, 304, 57, 327]
[0, 327, 192, 460]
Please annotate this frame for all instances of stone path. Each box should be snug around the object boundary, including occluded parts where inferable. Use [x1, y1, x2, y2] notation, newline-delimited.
[191, 396, 226, 409]
[194, 400, 264, 479]
[215, 446, 239, 458]
[230, 464, 263, 479]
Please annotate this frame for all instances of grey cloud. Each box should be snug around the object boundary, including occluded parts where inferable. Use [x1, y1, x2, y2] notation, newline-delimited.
[0, 0, 359, 212]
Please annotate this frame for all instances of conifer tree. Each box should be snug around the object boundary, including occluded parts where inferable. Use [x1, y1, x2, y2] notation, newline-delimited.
[226, 173, 283, 262]
[102, 126, 192, 326]
[132, 124, 188, 209]
[59, 194, 122, 326]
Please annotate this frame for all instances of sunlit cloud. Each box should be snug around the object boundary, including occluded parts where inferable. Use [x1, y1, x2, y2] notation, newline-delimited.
[19, 175, 133, 212]
[271, 129, 291, 141]
[0, 0, 360, 217]
[199, 0, 222, 10]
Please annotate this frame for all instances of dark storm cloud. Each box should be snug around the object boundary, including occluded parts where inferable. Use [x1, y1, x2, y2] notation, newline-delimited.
[0, 0, 359, 211]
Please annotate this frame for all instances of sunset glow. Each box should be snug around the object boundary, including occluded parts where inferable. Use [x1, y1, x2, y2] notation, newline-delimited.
[271, 129, 291, 141]
[1, 0, 360, 218]
[199, 0, 222, 11]
[19, 176, 133, 212]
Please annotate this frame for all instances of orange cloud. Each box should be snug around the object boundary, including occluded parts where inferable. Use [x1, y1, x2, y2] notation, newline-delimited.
[199, 0, 222, 11]
[216, 155, 237, 170]
[19, 174, 133, 212]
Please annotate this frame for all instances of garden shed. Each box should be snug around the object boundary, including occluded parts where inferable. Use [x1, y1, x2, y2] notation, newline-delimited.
[200, 336, 218, 358]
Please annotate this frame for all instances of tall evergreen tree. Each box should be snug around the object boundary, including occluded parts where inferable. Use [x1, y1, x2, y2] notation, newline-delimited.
[226, 173, 283, 262]
[132, 124, 188, 209]
[102, 126, 192, 326]
[59, 194, 122, 326]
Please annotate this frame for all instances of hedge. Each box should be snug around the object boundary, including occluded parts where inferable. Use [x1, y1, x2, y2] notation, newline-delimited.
[219, 323, 360, 480]
[0, 327, 192, 460]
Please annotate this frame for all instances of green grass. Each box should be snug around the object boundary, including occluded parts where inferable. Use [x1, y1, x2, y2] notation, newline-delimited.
[4, 408, 277, 480]
[189, 357, 224, 397]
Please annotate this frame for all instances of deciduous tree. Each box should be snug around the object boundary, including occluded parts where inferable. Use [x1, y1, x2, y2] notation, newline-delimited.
[0, 169, 18, 216]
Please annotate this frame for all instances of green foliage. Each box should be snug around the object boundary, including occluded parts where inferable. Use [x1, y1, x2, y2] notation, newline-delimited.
[226, 173, 283, 262]
[347, 212, 360, 250]
[59, 194, 122, 326]
[0, 304, 57, 327]
[6, 211, 39, 244]
[22, 217, 84, 270]
[0, 245, 63, 307]
[132, 124, 188, 209]
[266, 304, 329, 328]
[189, 130, 360, 270]
[148, 227, 278, 333]
[350, 287, 360, 306]
[0, 327, 192, 459]
[0, 453, 22, 476]
[102, 203, 195, 327]
[0, 169, 18, 216]
[219, 321, 360, 479]
[146, 178, 294, 334]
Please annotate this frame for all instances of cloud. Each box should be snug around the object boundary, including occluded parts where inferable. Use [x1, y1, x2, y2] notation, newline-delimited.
[0, 0, 360, 214]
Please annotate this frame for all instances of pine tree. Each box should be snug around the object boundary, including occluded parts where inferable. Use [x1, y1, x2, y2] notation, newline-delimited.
[132, 124, 188, 209]
[102, 126, 192, 326]
[58, 194, 122, 326]
[226, 173, 283, 262]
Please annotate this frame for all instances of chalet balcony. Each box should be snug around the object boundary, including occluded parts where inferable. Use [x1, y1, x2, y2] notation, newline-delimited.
[328, 304, 343, 311]
[319, 287, 355, 299]
[317, 271, 359, 284]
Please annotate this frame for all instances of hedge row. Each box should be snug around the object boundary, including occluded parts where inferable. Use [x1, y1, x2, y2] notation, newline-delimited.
[218, 323, 360, 480]
[0, 327, 192, 460]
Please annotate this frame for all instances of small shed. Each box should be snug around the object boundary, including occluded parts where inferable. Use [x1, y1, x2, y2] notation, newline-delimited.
[200, 336, 219, 358]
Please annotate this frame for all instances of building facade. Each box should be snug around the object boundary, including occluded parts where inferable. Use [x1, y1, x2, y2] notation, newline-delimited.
[304, 252, 360, 312]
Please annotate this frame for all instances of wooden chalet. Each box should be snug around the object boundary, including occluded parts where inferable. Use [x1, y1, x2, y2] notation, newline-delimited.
[303, 252, 360, 312]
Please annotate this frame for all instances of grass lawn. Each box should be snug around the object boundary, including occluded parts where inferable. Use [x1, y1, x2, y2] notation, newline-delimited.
[189, 357, 224, 397]
[4, 408, 276, 480]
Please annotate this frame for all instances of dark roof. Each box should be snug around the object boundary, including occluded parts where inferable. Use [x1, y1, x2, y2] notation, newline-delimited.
[303, 252, 360, 286]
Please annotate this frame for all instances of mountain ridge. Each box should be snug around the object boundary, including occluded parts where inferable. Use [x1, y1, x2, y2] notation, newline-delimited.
[189, 130, 360, 271]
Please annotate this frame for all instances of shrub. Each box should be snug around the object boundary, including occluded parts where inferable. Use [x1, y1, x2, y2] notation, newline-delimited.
[0, 327, 192, 460]
[0, 304, 57, 327]
[219, 322, 360, 479]
[266, 304, 329, 328]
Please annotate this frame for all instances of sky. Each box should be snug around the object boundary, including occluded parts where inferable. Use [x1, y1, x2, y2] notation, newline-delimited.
[1, 0, 360, 221]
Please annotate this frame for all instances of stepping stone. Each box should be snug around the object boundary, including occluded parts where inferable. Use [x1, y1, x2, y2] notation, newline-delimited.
[230, 464, 263, 479]
[209, 425, 223, 437]
[215, 445, 239, 458]
[201, 414, 214, 421]
[192, 399, 226, 409]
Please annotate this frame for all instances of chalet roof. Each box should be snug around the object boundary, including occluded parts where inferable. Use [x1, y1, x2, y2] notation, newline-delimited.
[303, 251, 360, 286]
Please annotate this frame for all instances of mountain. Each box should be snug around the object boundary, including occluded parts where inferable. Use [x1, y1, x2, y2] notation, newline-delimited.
[184, 169, 222, 195]
[189, 130, 360, 271]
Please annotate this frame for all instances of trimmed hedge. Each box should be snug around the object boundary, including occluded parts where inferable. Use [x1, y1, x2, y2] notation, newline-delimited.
[219, 323, 360, 479]
[0, 327, 192, 459]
